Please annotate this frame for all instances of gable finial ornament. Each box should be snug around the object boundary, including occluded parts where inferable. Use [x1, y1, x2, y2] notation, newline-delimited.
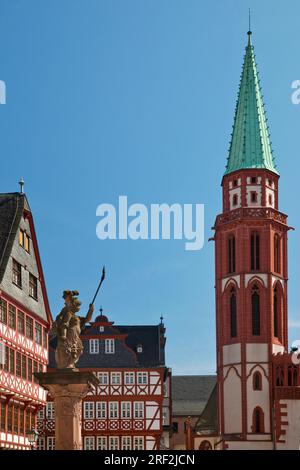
[19, 177, 25, 194]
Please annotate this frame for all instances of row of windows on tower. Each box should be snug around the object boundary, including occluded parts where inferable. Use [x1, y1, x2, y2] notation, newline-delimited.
[229, 285, 282, 338]
[232, 177, 274, 187]
[232, 193, 273, 206]
[228, 233, 281, 274]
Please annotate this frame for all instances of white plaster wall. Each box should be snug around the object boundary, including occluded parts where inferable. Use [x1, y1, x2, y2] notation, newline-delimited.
[246, 185, 262, 207]
[271, 275, 284, 289]
[272, 344, 284, 354]
[246, 434, 272, 441]
[245, 273, 268, 288]
[246, 343, 268, 362]
[246, 365, 270, 433]
[222, 275, 241, 292]
[223, 344, 241, 365]
[226, 441, 273, 450]
[276, 400, 300, 450]
[223, 367, 242, 434]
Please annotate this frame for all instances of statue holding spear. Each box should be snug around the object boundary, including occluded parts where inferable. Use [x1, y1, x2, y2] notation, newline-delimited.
[52, 267, 105, 369]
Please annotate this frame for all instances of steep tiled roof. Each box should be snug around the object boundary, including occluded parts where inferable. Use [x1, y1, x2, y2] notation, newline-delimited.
[0, 193, 26, 282]
[172, 375, 216, 416]
[0, 191, 52, 324]
[224, 32, 278, 176]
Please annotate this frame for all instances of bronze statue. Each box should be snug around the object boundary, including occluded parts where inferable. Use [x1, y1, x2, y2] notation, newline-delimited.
[52, 291, 94, 369]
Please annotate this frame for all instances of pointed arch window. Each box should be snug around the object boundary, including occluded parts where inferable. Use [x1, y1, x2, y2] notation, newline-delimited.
[251, 284, 260, 336]
[274, 234, 281, 274]
[288, 366, 298, 386]
[251, 232, 260, 271]
[199, 440, 213, 450]
[228, 235, 236, 274]
[252, 407, 264, 433]
[253, 371, 262, 391]
[230, 288, 237, 338]
[273, 287, 278, 338]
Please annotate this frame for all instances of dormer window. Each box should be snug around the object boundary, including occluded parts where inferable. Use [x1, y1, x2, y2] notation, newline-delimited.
[89, 339, 99, 354]
[137, 344, 143, 353]
[99, 326, 104, 332]
[105, 338, 115, 354]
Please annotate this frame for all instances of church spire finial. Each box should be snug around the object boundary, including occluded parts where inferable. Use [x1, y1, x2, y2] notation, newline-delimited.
[247, 8, 252, 45]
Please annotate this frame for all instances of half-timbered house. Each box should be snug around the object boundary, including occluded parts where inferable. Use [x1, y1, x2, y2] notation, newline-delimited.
[0, 190, 52, 449]
[37, 311, 171, 450]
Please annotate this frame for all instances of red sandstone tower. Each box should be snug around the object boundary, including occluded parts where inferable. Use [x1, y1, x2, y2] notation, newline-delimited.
[213, 30, 290, 449]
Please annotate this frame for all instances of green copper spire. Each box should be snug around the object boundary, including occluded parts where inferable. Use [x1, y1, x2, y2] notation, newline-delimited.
[224, 31, 279, 176]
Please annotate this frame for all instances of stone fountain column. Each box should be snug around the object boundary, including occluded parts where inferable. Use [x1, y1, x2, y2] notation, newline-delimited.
[36, 369, 99, 450]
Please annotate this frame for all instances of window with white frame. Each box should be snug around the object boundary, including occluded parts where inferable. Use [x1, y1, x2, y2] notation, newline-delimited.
[109, 436, 119, 450]
[46, 402, 55, 419]
[105, 338, 115, 354]
[124, 372, 135, 385]
[122, 436, 131, 450]
[84, 401, 94, 419]
[121, 402, 131, 419]
[37, 408, 45, 420]
[97, 436, 107, 450]
[47, 437, 55, 450]
[133, 436, 144, 450]
[37, 437, 45, 450]
[137, 372, 148, 385]
[111, 372, 121, 385]
[109, 402, 119, 419]
[98, 372, 109, 385]
[134, 402, 144, 419]
[96, 401, 106, 419]
[89, 339, 99, 354]
[84, 436, 95, 450]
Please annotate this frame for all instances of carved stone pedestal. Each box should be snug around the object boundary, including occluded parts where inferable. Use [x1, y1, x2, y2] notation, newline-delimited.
[36, 370, 98, 450]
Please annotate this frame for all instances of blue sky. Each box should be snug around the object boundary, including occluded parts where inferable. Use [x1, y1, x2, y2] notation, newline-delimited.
[1, 0, 300, 375]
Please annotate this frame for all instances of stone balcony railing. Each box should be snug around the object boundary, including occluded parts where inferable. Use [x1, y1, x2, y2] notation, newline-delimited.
[214, 207, 288, 228]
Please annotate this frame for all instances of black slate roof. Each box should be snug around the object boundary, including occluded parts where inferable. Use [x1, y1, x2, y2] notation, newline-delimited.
[49, 322, 166, 369]
[172, 375, 217, 416]
[0, 193, 26, 282]
[119, 325, 166, 367]
[193, 384, 218, 435]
